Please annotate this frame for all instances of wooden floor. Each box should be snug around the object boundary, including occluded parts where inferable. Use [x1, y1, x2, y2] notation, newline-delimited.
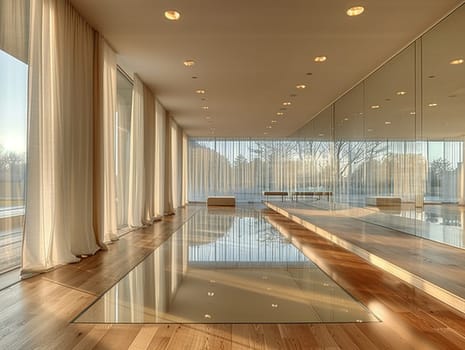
[2, 204, 465, 349]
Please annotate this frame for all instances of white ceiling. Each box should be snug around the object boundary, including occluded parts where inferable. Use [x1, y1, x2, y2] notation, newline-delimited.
[70, 0, 464, 137]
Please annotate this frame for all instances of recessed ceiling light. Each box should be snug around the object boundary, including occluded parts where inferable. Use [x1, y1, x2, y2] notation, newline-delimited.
[346, 6, 365, 16]
[201, 106, 209, 110]
[277, 112, 284, 116]
[396, 91, 407, 96]
[367, 128, 373, 132]
[296, 84, 306, 89]
[271, 304, 278, 308]
[207, 292, 215, 297]
[318, 133, 324, 137]
[196, 89, 206, 94]
[450, 58, 464, 65]
[410, 111, 416, 115]
[385, 121, 391, 125]
[283, 102, 291, 106]
[314, 56, 327, 63]
[271, 120, 277, 124]
[183, 60, 195, 67]
[371, 105, 380, 109]
[344, 117, 349, 121]
[266, 125, 272, 129]
[428, 103, 438, 107]
[164, 10, 181, 21]
[263, 132, 268, 135]
[204, 314, 212, 319]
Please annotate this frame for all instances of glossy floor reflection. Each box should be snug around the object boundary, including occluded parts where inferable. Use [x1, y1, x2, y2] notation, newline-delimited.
[75, 207, 377, 324]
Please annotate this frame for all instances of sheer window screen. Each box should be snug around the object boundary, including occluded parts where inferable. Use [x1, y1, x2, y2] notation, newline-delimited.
[188, 138, 332, 202]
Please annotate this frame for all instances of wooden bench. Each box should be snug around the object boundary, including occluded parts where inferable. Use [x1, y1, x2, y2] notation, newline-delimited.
[366, 196, 401, 207]
[263, 191, 288, 201]
[207, 196, 236, 206]
[292, 191, 332, 201]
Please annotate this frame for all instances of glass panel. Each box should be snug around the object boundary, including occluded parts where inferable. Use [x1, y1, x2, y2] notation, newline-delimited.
[0, 0, 29, 276]
[420, 4, 465, 245]
[334, 83, 364, 207]
[75, 208, 377, 323]
[355, 44, 417, 233]
[115, 71, 133, 229]
[188, 138, 334, 203]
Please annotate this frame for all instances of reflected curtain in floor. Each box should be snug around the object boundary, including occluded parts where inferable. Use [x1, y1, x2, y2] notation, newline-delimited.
[22, 0, 99, 273]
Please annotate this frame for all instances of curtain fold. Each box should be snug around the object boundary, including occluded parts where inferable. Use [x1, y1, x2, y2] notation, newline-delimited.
[0, 0, 29, 62]
[127, 74, 145, 227]
[154, 101, 166, 217]
[164, 115, 174, 215]
[22, 0, 99, 274]
[143, 85, 157, 223]
[93, 34, 118, 244]
[170, 120, 183, 208]
[182, 132, 188, 206]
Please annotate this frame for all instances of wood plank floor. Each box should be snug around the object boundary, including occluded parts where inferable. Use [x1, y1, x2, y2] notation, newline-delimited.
[1, 204, 465, 349]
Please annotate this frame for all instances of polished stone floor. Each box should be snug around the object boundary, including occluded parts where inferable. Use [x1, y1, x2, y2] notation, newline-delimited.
[75, 207, 376, 324]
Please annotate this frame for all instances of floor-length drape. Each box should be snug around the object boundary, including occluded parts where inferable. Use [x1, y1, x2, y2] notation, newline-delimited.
[22, 0, 99, 273]
[154, 101, 166, 217]
[182, 132, 188, 206]
[164, 115, 174, 215]
[93, 34, 118, 244]
[143, 85, 157, 223]
[127, 74, 145, 227]
[171, 120, 183, 208]
[0, 0, 29, 62]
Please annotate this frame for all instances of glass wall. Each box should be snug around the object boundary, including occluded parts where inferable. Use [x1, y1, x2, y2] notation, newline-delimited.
[115, 70, 133, 229]
[189, 4, 465, 249]
[188, 138, 332, 202]
[292, 4, 465, 249]
[0, 0, 29, 275]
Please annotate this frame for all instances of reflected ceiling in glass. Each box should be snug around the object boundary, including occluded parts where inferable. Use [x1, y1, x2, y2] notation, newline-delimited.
[75, 207, 377, 324]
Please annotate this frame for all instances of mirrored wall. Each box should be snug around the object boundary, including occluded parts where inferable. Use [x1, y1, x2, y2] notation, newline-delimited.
[292, 4, 465, 248]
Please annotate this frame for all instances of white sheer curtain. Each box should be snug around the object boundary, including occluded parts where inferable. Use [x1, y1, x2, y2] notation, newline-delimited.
[22, 0, 99, 273]
[182, 132, 188, 206]
[154, 101, 166, 217]
[164, 115, 174, 215]
[143, 85, 157, 223]
[93, 35, 118, 244]
[0, 0, 28, 62]
[171, 120, 183, 208]
[127, 74, 145, 227]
